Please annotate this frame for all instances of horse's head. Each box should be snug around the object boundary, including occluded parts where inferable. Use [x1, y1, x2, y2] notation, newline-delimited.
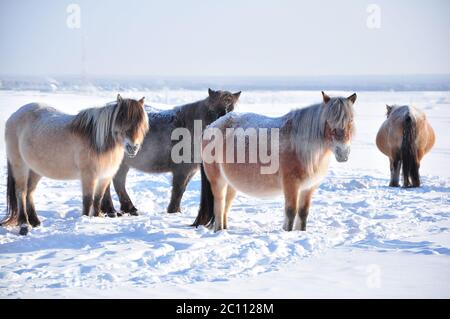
[206, 88, 241, 120]
[322, 91, 357, 162]
[114, 94, 149, 158]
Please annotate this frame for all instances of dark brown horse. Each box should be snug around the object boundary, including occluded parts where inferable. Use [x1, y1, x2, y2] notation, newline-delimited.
[376, 105, 435, 187]
[101, 89, 241, 216]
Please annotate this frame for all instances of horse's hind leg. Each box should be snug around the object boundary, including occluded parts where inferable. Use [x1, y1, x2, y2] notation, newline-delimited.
[167, 167, 196, 214]
[389, 153, 401, 187]
[112, 164, 138, 215]
[209, 175, 227, 232]
[295, 187, 316, 231]
[223, 186, 236, 229]
[26, 170, 42, 227]
[10, 162, 29, 235]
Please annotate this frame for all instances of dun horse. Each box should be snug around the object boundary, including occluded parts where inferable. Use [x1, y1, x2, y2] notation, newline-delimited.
[1, 95, 149, 235]
[193, 92, 357, 231]
[376, 105, 435, 187]
[101, 89, 241, 216]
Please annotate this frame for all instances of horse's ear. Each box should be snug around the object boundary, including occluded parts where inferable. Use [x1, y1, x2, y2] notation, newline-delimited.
[208, 88, 219, 99]
[117, 94, 123, 103]
[233, 91, 241, 101]
[322, 91, 331, 104]
[139, 97, 145, 106]
[347, 93, 357, 104]
[386, 104, 393, 115]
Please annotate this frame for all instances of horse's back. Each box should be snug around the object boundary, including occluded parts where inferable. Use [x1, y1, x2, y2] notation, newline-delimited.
[208, 112, 281, 131]
[7, 103, 70, 130]
[5, 103, 81, 179]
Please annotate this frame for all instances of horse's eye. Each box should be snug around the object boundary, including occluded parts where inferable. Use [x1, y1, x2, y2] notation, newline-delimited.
[333, 129, 345, 139]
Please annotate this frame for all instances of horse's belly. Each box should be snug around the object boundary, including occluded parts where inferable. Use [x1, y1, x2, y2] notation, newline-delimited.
[22, 150, 79, 180]
[220, 163, 282, 198]
[28, 161, 79, 180]
[20, 139, 80, 180]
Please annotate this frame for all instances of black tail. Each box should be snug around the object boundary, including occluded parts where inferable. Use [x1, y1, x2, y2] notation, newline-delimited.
[1, 161, 18, 226]
[192, 163, 215, 227]
[401, 114, 420, 187]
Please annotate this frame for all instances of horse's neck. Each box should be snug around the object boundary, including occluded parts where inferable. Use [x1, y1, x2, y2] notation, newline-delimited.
[176, 99, 209, 127]
[282, 107, 331, 173]
[178, 99, 205, 113]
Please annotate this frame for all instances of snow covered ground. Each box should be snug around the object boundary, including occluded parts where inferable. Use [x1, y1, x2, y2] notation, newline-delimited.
[0, 89, 449, 298]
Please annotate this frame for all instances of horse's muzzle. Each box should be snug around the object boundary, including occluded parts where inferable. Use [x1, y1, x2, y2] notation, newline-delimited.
[334, 144, 350, 162]
[125, 143, 140, 158]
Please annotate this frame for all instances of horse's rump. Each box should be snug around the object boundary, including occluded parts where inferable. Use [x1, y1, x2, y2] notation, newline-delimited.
[376, 105, 434, 187]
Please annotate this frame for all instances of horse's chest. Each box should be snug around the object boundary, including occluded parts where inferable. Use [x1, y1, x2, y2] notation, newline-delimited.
[300, 169, 326, 190]
[97, 149, 124, 179]
[299, 157, 330, 190]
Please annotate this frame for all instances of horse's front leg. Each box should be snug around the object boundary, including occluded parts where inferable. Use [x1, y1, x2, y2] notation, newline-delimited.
[81, 173, 97, 216]
[100, 184, 119, 217]
[295, 187, 317, 231]
[93, 178, 113, 217]
[112, 163, 137, 215]
[282, 179, 300, 232]
[167, 168, 196, 214]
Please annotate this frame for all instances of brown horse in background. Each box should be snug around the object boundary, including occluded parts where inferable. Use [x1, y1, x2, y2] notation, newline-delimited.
[376, 105, 435, 187]
[1, 95, 149, 235]
[193, 92, 357, 232]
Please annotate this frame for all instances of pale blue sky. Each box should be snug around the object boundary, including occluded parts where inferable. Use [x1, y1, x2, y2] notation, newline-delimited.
[0, 0, 449, 77]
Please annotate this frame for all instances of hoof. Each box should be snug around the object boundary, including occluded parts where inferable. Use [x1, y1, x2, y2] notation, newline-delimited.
[389, 183, 400, 187]
[29, 219, 41, 228]
[19, 225, 29, 236]
[116, 211, 123, 217]
[122, 208, 139, 216]
[128, 210, 139, 216]
[121, 205, 138, 216]
[106, 211, 118, 218]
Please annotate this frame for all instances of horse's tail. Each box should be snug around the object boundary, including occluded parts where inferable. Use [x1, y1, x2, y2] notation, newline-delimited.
[401, 113, 420, 187]
[192, 163, 215, 227]
[1, 161, 18, 226]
